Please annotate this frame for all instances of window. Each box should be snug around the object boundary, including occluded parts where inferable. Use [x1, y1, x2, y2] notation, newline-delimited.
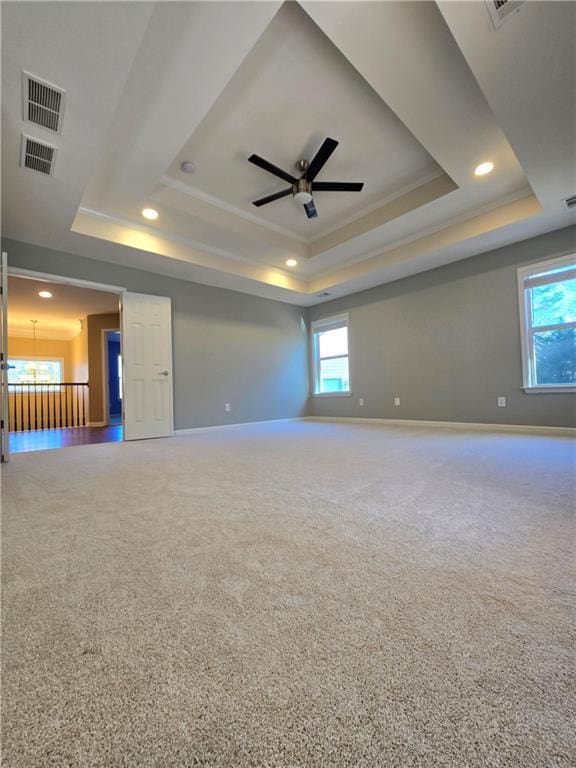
[7, 358, 63, 391]
[518, 256, 576, 391]
[311, 314, 350, 395]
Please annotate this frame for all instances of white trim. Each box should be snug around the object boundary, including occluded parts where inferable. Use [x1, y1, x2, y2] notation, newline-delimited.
[101, 327, 122, 428]
[517, 253, 576, 391]
[530, 321, 576, 334]
[518, 253, 576, 281]
[1, 251, 9, 462]
[175, 417, 304, 435]
[308, 187, 535, 282]
[161, 169, 448, 247]
[303, 416, 575, 437]
[523, 386, 576, 394]
[310, 313, 349, 333]
[309, 168, 447, 244]
[77, 206, 273, 268]
[310, 313, 351, 396]
[87, 421, 107, 428]
[525, 267, 576, 289]
[312, 391, 352, 398]
[8, 325, 80, 341]
[7, 266, 126, 294]
[159, 176, 307, 244]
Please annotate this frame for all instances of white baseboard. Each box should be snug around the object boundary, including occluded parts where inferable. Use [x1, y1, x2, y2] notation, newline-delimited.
[87, 421, 107, 428]
[303, 416, 575, 437]
[175, 417, 305, 435]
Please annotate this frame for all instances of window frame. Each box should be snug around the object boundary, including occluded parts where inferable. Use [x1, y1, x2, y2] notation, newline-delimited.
[517, 254, 576, 393]
[7, 355, 65, 392]
[310, 313, 352, 397]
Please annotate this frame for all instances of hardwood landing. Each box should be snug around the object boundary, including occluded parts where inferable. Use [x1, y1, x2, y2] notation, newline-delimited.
[9, 425, 123, 454]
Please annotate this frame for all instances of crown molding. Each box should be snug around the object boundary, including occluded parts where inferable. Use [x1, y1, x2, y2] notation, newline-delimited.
[9, 325, 80, 341]
[159, 175, 308, 244]
[78, 206, 301, 274]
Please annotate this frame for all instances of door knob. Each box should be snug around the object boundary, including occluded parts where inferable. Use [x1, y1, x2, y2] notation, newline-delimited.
[160, 370, 169, 376]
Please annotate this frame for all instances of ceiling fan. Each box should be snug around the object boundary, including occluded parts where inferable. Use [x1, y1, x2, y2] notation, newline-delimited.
[249, 137, 364, 219]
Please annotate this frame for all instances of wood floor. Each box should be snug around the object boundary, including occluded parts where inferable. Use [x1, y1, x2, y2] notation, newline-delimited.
[9, 424, 123, 453]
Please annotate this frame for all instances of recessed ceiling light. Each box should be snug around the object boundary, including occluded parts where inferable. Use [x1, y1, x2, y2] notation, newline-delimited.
[286, 259, 298, 267]
[474, 161, 494, 176]
[38, 290, 52, 298]
[180, 161, 196, 174]
[142, 208, 159, 220]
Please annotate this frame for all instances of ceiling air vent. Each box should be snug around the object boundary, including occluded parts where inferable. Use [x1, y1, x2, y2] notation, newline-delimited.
[485, 0, 525, 29]
[20, 135, 57, 176]
[22, 71, 65, 133]
[564, 195, 576, 209]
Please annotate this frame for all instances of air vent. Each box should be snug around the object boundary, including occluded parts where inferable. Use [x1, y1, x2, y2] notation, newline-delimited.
[564, 195, 576, 209]
[485, 0, 524, 28]
[316, 291, 331, 298]
[20, 135, 57, 176]
[22, 72, 65, 133]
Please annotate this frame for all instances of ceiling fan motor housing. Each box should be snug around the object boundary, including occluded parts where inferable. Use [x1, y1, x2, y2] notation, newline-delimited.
[293, 177, 313, 204]
[249, 138, 363, 218]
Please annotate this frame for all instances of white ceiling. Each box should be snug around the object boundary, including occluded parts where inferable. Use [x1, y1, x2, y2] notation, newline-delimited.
[165, 2, 440, 238]
[8, 276, 119, 339]
[1, 1, 575, 306]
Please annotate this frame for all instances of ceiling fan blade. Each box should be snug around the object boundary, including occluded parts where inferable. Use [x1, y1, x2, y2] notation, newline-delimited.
[304, 200, 318, 219]
[252, 188, 292, 207]
[305, 138, 339, 181]
[312, 182, 364, 192]
[248, 154, 296, 184]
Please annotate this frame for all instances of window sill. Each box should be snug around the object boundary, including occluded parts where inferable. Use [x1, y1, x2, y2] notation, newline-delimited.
[523, 386, 576, 394]
[311, 391, 352, 398]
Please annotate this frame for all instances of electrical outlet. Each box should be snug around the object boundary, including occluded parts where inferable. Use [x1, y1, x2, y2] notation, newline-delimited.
[497, 396, 506, 407]
[394, 397, 401, 407]
[358, 397, 364, 407]
[225, 403, 231, 412]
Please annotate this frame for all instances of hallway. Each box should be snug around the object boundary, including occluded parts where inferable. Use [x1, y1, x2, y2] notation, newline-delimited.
[9, 425, 123, 454]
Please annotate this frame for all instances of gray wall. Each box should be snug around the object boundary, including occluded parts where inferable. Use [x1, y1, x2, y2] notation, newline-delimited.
[307, 226, 576, 428]
[3, 238, 309, 430]
[5, 226, 575, 431]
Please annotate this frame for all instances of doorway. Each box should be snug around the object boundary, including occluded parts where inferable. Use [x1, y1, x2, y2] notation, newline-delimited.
[105, 330, 122, 426]
[4, 273, 124, 454]
[1, 262, 174, 460]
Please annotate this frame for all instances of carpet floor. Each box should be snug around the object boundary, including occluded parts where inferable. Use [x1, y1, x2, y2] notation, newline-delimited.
[1, 420, 575, 767]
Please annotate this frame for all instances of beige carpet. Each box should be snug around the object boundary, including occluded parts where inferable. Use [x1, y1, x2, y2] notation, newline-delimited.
[2, 420, 575, 767]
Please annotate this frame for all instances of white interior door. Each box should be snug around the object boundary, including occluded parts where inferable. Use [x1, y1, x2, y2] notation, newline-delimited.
[122, 292, 173, 441]
[1, 252, 9, 462]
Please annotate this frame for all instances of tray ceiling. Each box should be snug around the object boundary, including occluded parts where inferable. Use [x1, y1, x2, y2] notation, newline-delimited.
[165, 2, 442, 239]
[2, 1, 574, 305]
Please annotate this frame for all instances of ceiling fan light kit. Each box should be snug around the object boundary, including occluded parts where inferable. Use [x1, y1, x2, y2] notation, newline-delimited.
[249, 137, 364, 219]
[293, 178, 312, 205]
